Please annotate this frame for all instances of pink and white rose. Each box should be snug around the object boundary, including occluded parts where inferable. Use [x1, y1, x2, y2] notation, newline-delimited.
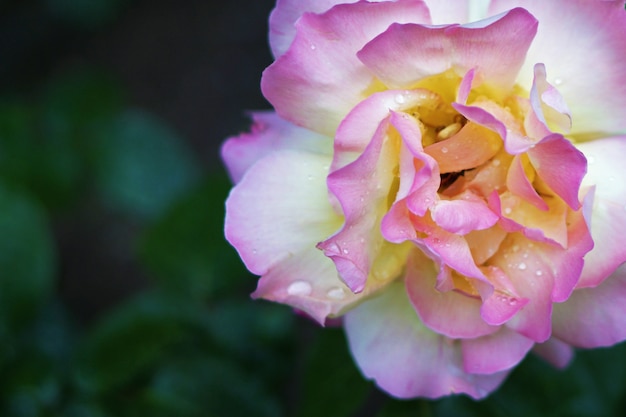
[222, 0, 626, 399]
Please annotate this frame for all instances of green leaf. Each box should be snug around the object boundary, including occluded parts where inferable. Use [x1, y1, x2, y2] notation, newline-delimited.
[0, 183, 55, 333]
[74, 293, 187, 395]
[138, 174, 249, 298]
[140, 354, 282, 417]
[90, 109, 201, 220]
[296, 326, 371, 417]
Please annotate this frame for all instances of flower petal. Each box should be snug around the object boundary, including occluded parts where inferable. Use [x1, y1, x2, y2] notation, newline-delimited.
[262, 0, 431, 136]
[490, 0, 626, 137]
[532, 337, 574, 368]
[344, 281, 509, 399]
[462, 327, 534, 374]
[357, 8, 537, 93]
[575, 136, 626, 288]
[225, 150, 340, 276]
[252, 245, 369, 325]
[318, 117, 398, 292]
[221, 112, 331, 183]
[405, 249, 498, 339]
[268, 0, 355, 58]
[553, 264, 626, 348]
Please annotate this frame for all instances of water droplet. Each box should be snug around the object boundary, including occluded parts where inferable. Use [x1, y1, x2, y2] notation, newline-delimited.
[522, 252, 529, 259]
[554, 78, 563, 86]
[504, 207, 512, 215]
[512, 245, 520, 252]
[307, 174, 314, 180]
[535, 270, 543, 277]
[518, 262, 527, 271]
[252, 249, 258, 255]
[327, 287, 346, 300]
[287, 281, 312, 296]
[310, 44, 316, 50]
[441, 147, 449, 154]
[587, 155, 595, 164]
[508, 297, 518, 306]
[342, 248, 349, 255]
[492, 159, 501, 167]
[394, 94, 406, 104]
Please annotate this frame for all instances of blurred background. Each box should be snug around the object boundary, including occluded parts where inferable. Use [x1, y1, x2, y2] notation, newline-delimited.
[0, 0, 625, 416]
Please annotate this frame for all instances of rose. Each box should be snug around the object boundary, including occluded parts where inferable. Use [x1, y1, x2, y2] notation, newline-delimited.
[222, 0, 626, 399]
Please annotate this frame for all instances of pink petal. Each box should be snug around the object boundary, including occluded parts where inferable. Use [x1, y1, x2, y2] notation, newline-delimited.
[268, 0, 356, 58]
[333, 89, 441, 171]
[527, 133, 586, 210]
[221, 112, 331, 183]
[430, 194, 499, 235]
[405, 249, 498, 339]
[479, 265, 528, 326]
[553, 264, 626, 348]
[575, 137, 626, 288]
[462, 327, 534, 374]
[490, 0, 626, 137]
[357, 8, 537, 93]
[318, 117, 396, 293]
[489, 234, 555, 342]
[225, 150, 340, 276]
[423, 122, 502, 174]
[262, 0, 431, 136]
[344, 281, 509, 399]
[506, 154, 548, 211]
[532, 337, 574, 368]
[527, 63, 572, 135]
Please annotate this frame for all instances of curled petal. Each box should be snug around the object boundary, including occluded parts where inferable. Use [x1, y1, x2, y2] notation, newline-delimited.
[319, 117, 398, 293]
[358, 8, 538, 93]
[527, 133, 586, 210]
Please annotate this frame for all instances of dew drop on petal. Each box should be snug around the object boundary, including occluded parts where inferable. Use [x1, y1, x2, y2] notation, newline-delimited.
[535, 270, 543, 277]
[554, 78, 563, 86]
[508, 297, 518, 306]
[492, 159, 501, 167]
[504, 207, 512, 215]
[518, 262, 527, 271]
[441, 147, 449, 154]
[327, 287, 346, 300]
[587, 155, 595, 165]
[287, 281, 313, 296]
[395, 94, 406, 104]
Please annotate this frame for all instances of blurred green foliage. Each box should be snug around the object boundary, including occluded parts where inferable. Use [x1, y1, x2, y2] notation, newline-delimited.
[1, 1, 625, 417]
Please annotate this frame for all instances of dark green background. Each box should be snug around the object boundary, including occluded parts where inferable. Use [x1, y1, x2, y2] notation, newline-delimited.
[0, 0, 624, 415]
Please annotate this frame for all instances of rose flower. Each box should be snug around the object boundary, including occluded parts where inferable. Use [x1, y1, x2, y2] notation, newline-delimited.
[222, 0, 626, 398]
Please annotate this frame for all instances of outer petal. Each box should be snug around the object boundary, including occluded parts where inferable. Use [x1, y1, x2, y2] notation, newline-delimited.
[225, 150, 341, 276]
[268, 0, 356, 58]
[221, 112, 331, 183]
[461, 327, 534, 374]
[575, 137, 626, 288]
[252, 246, 370, 325]
[553, 265, 626, 348]
[262, 0, 431, 136]
[490, 0, 626, 137]
[344, 281, 509, 399]
[532, 337, 574, 368]
[357, 8, 537, 93]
